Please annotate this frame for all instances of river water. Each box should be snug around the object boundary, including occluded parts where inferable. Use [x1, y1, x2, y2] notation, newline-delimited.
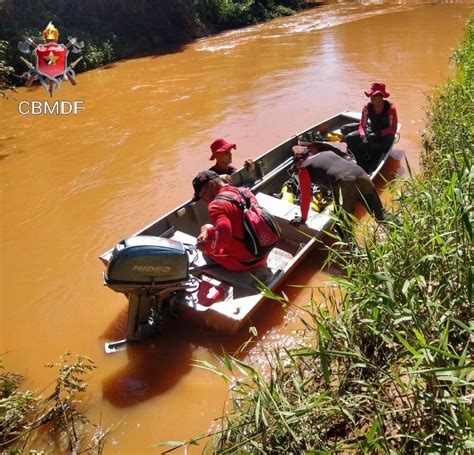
[1, 2, 472, 453]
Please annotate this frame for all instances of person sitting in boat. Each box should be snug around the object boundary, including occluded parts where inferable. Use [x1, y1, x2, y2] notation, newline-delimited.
[289, 147, 391, 228]
[191, 170, 268, 272]
[208, 138, 254, 179]
[345, 82, 398, 173]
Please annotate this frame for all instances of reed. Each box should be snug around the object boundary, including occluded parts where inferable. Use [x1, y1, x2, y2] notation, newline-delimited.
[0, 352, 107, 454]
[162, 15, 473, 454]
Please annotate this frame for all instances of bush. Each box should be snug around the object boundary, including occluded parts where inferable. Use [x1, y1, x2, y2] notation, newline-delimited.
[0, 40, 14, 98]
[80, 39, 116, 71]
[0, 0, 301, 80]
[0, 353, 107, 453]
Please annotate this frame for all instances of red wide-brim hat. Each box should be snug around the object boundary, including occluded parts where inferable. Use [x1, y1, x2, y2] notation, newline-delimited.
[364, 82, 390, 98]
[209, 138, 237, 160]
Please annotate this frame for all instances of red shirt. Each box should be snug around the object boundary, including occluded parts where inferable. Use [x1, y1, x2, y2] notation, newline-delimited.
[203, 186, 266, 268]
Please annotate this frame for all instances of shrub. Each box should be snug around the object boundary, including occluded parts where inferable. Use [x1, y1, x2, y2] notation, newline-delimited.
[0, 40, 14, 98]
[0, 353, 107, 453]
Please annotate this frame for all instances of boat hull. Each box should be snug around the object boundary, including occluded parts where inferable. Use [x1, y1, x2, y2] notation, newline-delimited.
[100, 111, 400, 337]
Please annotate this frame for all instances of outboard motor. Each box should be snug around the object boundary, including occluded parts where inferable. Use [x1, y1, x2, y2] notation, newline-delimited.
[103, 236, 191, 352]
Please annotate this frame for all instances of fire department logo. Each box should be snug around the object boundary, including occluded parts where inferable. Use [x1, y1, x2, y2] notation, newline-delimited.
[18, 22, 84, 96]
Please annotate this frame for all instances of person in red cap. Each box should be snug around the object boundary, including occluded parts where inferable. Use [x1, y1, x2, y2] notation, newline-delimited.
[346, 82, 398, 173]
[191, 170, 268, 272]
[208, 138, 254, 178]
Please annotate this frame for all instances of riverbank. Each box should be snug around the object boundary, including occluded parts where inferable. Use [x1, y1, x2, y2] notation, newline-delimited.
[1, 4, 472, 452]
[0, 0, 304, 93]
[179, 15, 473, 453]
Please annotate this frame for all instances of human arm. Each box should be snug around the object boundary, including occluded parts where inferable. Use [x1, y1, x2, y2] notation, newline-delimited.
[358, 104, 369, 137]
[220, 174, 233, 184]
[196, 224, 215, 251]
[381, 104, 398, 136]
[243, 159, 254, 171]
[196, 215, 235, 252]
[290, 167, 311, 226]
[203, 199, 239, 252]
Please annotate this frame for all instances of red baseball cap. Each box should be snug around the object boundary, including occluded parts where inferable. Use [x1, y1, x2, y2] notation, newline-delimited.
[364, 82, 390, 98]
[209, 138, 236, 160]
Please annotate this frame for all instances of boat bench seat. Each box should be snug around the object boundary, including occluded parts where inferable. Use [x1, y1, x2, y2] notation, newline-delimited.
[255, 192, 333, 234]
[202, 245, 293, 292]
[169, 229, 292, 292]
[204, 265, 274, 292]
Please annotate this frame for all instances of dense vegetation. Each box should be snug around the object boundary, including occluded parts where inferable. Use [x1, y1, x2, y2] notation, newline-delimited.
[169, 16, 473, 454]
[0, 0, 304, 93]
[0, 39, 14, 98]
[0, 353, 106, 453]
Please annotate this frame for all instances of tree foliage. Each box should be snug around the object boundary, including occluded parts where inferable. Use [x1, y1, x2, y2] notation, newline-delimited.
[0, 0, 302, 87]
[0, 39, 14, 98]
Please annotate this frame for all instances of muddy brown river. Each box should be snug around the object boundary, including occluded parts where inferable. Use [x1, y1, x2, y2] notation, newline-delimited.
[1, 2, 472, 453]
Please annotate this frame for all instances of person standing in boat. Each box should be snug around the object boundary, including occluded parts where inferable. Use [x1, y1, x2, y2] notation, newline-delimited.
[191, 170, 268, 272]
[289, 148, 391, 228]
[345, 82, 398, 173]
[208, 138, 254, 178]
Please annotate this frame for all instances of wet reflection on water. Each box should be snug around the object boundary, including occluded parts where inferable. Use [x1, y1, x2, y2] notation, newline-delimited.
[102, 305, 286, 407]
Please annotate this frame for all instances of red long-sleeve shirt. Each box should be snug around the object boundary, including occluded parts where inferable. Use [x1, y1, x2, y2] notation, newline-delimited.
[298, 167, 312, 221]
[200, 186, 267, 271]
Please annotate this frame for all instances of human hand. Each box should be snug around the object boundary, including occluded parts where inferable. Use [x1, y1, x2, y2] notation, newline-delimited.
[244, 159, 254, 171]
[196, 240, 206, 251]
[221, 174, 233, 184]
[197, 227, 209, 242]
[196, 230, 208, 251]
[289, 216, 306, 227]
[362, 135, 368, 145]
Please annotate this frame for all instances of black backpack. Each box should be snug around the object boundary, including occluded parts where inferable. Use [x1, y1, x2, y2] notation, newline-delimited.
[216, 188, 281, 258]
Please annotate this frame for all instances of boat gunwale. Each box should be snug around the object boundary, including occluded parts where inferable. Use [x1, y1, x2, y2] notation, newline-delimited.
[99, 110, 363, 263]
[99, 111, 401, 333]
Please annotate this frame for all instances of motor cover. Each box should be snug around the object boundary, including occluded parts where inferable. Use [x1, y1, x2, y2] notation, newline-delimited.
[104, 236, 188, 291]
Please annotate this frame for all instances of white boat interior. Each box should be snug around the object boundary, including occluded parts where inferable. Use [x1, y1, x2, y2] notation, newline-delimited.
[100, 111, 400, 350]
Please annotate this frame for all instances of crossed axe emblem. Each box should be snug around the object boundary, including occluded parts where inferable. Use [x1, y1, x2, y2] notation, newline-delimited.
[18, 33, 84, 96]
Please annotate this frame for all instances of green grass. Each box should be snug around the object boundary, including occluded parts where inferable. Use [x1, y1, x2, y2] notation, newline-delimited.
[0, 352, 107, 454]
[162, 14, 473, 454]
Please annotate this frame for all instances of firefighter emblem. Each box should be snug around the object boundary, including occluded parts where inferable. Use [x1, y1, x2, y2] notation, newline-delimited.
[18, 22, 84, 96]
